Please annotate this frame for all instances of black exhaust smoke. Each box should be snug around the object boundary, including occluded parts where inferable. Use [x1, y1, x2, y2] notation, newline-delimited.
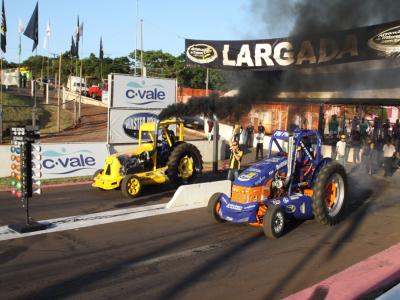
[159, 71, 283, 121]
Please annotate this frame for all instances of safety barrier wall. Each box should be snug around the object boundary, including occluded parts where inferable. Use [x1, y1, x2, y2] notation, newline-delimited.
[0, 141, 351, 179]
[62, 89, 108, 108]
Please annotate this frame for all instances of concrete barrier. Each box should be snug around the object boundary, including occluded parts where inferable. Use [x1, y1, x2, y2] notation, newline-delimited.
[63, 89, 107, 108]
[166, 180, 232, 209]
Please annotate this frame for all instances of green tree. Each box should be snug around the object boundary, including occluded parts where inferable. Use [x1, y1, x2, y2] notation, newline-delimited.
[19, 49, 228, 90]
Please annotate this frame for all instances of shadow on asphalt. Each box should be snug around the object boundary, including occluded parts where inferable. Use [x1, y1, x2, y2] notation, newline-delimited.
[19, 231, 203, 299]
[160, 232, 265, 300]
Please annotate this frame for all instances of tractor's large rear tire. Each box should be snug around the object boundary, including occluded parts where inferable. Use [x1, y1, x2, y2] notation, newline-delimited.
[312, 162, 347, 225]
[167, 143, 203, 187]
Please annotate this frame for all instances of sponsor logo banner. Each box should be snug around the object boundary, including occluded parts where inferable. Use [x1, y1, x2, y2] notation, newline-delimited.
[185, 20, 400, 70]
[109, 109, 161, 144]
[40, 143, 108, 179]
[112, 75, 176, 109]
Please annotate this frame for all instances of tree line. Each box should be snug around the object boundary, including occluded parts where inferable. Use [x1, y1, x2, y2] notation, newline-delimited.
[2, 50, 233, 90]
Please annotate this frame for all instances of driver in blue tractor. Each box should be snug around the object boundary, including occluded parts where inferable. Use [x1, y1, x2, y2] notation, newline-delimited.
[295, 136, 314, 183]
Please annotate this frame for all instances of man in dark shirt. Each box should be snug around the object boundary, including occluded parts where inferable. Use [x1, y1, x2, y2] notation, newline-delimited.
[245, 123, 254, 148]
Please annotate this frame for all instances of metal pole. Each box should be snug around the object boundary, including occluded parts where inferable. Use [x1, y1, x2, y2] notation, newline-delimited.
[57, 54, 62, 132]
[0, 54, 3, 144]
[32, 81, 37, 128]
[212, 114, 219, 173]
[79, 61, 82, 120]
[40, 56, 44, 82]
[134, 0, 139, 76]
[45, 84, 49, 104]
[140, 18, 144, 77]
[205, 68, 209, 96]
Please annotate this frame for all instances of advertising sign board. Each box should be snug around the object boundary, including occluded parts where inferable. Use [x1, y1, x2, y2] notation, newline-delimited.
[111, 75, 176, 109]
[108, 109, 160, 144]
[40, 143, 108, 179]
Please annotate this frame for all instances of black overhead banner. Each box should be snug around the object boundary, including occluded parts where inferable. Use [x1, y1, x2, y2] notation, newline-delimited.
[185, 20, 400, 70]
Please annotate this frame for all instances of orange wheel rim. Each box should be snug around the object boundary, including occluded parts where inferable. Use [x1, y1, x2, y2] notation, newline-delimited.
[324, 182, 337, 208]
[215, 201, 221, 214]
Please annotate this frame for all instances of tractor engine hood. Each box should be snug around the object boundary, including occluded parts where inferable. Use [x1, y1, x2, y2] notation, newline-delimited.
[234, 155, 288, 188]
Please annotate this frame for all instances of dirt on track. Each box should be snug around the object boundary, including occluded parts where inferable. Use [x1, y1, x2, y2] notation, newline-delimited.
[41, 104, 108, 143]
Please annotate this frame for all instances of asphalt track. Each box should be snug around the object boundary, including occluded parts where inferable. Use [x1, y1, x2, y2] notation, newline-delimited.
[0, 171, 399, 299]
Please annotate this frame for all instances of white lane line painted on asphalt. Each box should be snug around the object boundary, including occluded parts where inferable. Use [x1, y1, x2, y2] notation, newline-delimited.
[129, 244, 221, 268]
[0, 203, 206, 242]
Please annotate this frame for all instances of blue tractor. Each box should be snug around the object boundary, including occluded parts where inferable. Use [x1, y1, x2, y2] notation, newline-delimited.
[208, 129, 348, 238]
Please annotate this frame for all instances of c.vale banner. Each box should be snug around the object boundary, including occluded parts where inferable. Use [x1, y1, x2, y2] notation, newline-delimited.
[185, 20, 400, 70]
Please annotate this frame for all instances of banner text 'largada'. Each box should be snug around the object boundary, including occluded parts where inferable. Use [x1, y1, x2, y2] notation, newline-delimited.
[185, 20, 400, 70]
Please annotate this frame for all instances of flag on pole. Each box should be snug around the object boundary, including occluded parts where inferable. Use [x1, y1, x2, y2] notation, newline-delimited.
[24, 1, 39, 52]
[18, 18, 23, 57]
[75, 16, 79, 57]
[70, 35, 77, 58]
[1, 0, 6, 53]
[79, 22, 83, 38]
[43, 19, 51, 50]
[18, 17, 23, 33]
[99, 37, 103, 62]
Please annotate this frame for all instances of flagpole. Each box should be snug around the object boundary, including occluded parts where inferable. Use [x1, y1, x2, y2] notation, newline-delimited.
[18, 34, 21, 89]
[0, 51, 3, 144]
[57, 53, 61, 132]
[32, 49, 37, 128]
[101, 60, 103, 81]
[135, 0, 139, 76]
[140, 18, 143, 77]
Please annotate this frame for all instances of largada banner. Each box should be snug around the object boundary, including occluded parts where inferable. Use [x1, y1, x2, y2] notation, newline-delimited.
[111, 74, 176, 109]
[108, 109, 161, 144]
[185, 20, 400, 70]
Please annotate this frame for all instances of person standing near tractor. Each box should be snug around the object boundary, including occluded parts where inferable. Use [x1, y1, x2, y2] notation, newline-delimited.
[207, 119, 214, 143]
[329, 114, 339, 137]
[362, 137, 374, 175]
[393, 119, 400, 153]
[227, 141, 243, 182]
[359, 118, 369, 142]
[336, 135, 347, 165]
[383, 139, 396, 177]
[255, 128, 265, 160]
[232, 124, 242, 143]
[245, 123, 254, 148]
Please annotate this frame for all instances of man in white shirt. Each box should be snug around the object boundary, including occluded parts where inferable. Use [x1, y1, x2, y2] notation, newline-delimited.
[336, 135, 347, 165]
[383, 139, 396, 177]
[255, 129, 265, 160]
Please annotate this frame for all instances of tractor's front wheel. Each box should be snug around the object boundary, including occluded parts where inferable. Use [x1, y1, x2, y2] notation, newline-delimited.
[122, 175, 142, 199]
[263, 205, 285, 238]
[312, 162, 347, 225]
[207, 193, 226, 223]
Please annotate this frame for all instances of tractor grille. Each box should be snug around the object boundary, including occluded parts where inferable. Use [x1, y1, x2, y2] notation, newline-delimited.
[231, 186, 263, 204]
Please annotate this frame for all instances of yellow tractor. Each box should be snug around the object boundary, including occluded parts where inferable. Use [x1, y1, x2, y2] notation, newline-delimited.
[92, 119, 203, 199]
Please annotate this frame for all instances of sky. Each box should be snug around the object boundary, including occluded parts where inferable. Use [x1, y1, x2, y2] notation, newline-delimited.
[3, 0, 293, 63]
